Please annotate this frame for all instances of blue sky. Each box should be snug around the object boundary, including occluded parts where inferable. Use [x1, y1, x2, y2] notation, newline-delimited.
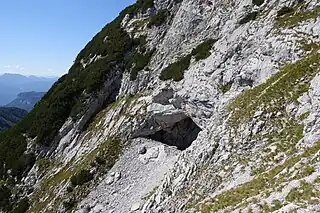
[0, 0, 135, 77]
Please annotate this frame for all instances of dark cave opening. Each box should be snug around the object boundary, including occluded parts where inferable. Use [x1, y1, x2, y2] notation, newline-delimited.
[147, 117, 202, 150]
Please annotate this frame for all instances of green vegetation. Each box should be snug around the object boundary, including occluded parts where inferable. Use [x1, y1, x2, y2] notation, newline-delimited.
[70, 169, 93, 186]
[11, 198, 29, 213]
[239, 12, 258, 25]
[62, 199, 76, 210]
[229, 52, 320, 127]
[270, 199, 283, 211]
[198, 139, 320, 211]
[0, 185, 29, 213]
[119, 0, 154, 18]
[193, 51, 320, 212]
[159, 54, 192, 81]
[29, 138, 123, 212]
[219, 82, 233, 94]
[299, 111, 310, 120]
[277, 6, 320, 28]
[301, 42, 320, 52]
[0, 184, 11, 212]
[135, 0, 154, 12]
[28, 162, 75, 212]
[0, 1, 155, 211]
[36, 158, 52, 174]
[127, 36, 155, 81]
[130, 52, 151, 80]
[252, 0, 264, 6]
[286, 181, 319, 203]
[191, 39, 216, 61]
[252, 120, 304, 174]
[148, 9, 169, 28]
[0, 1, 156, 200]
[0, 107, 27, 132]
[95, 138, 122, 169]
[159, 39, 216, 81]
[303, 166, 315, 176]
[277, 7, 294, 18]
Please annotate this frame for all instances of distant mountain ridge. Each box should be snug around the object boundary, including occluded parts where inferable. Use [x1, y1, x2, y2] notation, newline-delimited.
[6, 91, 46, 111]
[0, 73, 57, 105]
[0, 107, 27, 132]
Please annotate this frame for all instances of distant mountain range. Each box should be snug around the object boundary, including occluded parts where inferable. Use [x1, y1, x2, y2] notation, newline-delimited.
[0, 107, 27, 132]
[6, 91, 46, 111]
[0, 73, 57, 106]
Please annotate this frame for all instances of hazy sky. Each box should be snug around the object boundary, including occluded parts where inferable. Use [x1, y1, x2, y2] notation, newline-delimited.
[0, 0, 135, 77]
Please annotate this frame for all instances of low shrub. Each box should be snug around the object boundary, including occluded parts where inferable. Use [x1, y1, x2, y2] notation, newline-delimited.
[63, 198, 76, 210]
[36, 158, 51, 173]
[11, 198, 30, 213]
[219, 82, 233, 94]
[239, 12, 258, 24]
[191, 39, 216, 61]
[0, 184, 11, 211]
[252, 0, 264, 6]
[98, 139, 122, 170]
[277, 7, 294, 17]
[70, 169, 93, 186]
[159, 54, 192, 81]
[94, 156, 106, 165]
[130, 50, 154, 80]
[159, 38, 217, 81]
[148, 9, 169, 28]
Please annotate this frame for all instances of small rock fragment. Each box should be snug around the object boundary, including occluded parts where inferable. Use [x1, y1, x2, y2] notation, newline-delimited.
[139, 146, 147, 155]
[106, 176, 114, 185]
[130, 203, 140, 212]
[114, 172, 121, 181]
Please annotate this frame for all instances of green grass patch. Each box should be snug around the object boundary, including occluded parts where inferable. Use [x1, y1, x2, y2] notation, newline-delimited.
[197, 52, 320, 211]
[299, 111, 310, 120]
[198, 140, 320, 211]
[271, 199, 283, 211]
[228, 52, 320, 128]
[286, 181, 319, 203]
[303, 165, 315, 176]
[62, 198, 76, 211]
[277, 6, 320, 28]
[95, 138, 122, 169]
[252, 119, 304, 175]
[301, 42, 320, 52]
[29, 138, 123, 212]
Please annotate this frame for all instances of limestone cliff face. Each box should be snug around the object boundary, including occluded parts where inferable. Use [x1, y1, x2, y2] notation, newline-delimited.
[17, 0, 320, 212]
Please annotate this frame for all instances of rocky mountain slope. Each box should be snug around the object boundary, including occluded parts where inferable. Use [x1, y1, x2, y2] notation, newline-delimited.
[0, 0, 320, 212]
[6, 92, 46, 111]
[0, 107, 27, 132]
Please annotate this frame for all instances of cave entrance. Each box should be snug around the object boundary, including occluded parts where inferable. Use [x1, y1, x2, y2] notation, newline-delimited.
[147, 117, 201, 150]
